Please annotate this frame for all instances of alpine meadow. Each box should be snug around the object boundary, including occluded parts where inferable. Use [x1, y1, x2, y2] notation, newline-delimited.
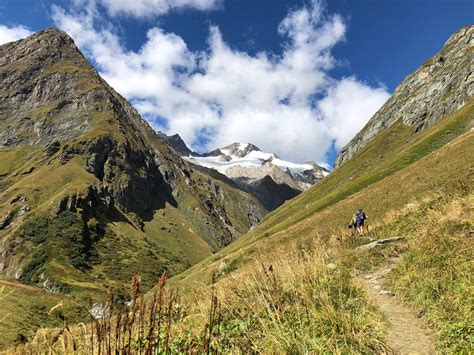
[0, 1, 472, 354]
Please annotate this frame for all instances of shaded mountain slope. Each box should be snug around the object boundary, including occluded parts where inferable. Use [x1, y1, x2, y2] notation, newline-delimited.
[0, 29, 267, 301]
[187, 160, 302, 211]
[232, 175, 301, 211]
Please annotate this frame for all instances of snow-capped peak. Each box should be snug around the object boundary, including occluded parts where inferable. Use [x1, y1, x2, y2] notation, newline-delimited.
[220, 142, 261, 158]
[183, 142, 330, 191]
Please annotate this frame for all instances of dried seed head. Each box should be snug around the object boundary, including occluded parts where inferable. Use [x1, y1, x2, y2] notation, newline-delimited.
[131, 275, 140, 301]
[158, 271, 167, 290]
[107, 288, 114, 315]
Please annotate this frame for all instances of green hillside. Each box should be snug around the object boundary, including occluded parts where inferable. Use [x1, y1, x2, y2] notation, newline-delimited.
[173, 99, 473, 286]
[0, 275, 86, 349]
[0, 29, 267, 349]
[163, 100, 473, 351]
[8, 102, 470, 353]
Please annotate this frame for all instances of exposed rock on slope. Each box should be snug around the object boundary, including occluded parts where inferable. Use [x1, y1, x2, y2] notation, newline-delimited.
[233, 175, 301, 211]
[335, 25, 473, 167]
[174, 141, 330, 210]
[0, 29, 266, 295]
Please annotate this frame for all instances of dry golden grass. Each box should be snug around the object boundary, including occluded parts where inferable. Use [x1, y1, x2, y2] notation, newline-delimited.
[6, 241, 390, 354]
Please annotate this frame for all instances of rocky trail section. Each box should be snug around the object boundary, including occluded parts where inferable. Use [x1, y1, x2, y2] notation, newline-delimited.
[356, 253, 437, 354]
[355, 236, 405, 252]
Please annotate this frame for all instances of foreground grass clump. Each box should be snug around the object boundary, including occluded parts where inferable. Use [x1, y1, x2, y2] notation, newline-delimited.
[384, 194, 474, 352]
[8, 244, 388, 353]
[213, 248, 388, 353]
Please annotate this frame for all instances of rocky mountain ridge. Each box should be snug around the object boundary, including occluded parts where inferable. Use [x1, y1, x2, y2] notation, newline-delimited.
[0, 28, 267, 295]
[165, 139, 330, 210]
[335, 25, 473, 167]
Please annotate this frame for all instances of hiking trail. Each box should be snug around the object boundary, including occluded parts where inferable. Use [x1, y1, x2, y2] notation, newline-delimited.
[356, 254, 437, 354]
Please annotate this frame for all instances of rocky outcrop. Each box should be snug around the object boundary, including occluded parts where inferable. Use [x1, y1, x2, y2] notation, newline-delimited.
[44, 141, 61, 157]
[335, 25, 473, 167]
[0, 28, 268, 292]
[0, 29, 99, 147]
[54, 185, 114, 216]
[160, 133, 194, 156]
[81, 137, 176, 219]
[0, 211, 14, 230]
[180, 141, 329, 210]
[233, 175, 301, 211]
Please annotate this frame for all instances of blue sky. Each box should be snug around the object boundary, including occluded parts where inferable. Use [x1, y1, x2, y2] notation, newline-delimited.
[1, 0, 472, 165]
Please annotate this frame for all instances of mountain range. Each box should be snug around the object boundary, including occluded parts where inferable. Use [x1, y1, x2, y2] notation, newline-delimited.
[0, 24, 472, 352]
[163, 137, 330, 210]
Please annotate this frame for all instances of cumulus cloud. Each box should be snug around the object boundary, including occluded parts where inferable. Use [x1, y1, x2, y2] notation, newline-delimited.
[319, 78, 390, 150]
[0, 24, 32, 45]
[89, 0, 221, 18]
[52, 0, 390, 164]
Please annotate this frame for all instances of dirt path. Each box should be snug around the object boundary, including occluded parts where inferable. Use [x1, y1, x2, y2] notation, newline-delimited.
[357, 256, 437, 354]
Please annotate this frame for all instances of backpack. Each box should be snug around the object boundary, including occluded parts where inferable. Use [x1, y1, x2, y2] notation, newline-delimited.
[356, 211, 365, 223]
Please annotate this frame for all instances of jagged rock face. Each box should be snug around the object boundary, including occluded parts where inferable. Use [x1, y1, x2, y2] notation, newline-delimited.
[0, 29, 177, 220]
[335, 25, 473, 167]
[0, 29, 267, 291]
[0, 29, 102, 147]
[82, 137, 176, 219]
[180, 141, 329, 209]
[215, 142, 262, 158]
[160, 133, 194, 156]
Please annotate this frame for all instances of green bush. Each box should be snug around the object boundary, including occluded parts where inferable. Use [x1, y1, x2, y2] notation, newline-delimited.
[19, 212, 100, 284]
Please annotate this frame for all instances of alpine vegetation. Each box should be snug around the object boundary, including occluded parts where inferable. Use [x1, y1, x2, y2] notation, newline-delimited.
[0, 1, 472, 353]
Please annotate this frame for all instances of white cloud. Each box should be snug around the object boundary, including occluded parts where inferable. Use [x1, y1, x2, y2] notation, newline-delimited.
[52, 0, 390, 164]
[319, 77, 390, 150]
[95, 0, 221, 18]
[0, 24, 32, 45]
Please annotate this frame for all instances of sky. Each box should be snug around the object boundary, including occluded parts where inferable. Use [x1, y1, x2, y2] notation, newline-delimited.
[0, 0, 472, 166]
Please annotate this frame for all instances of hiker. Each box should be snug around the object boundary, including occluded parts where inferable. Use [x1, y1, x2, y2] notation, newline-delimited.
[348, 213, 357, 234]
[355, 209, 368, 235]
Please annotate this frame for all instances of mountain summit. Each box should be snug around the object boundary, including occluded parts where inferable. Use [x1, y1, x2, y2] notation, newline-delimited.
[185, 142, 329, 190]
[163, 139, 330, 210]
[210, 142, 262, 158]
[0, 28, 266, 296]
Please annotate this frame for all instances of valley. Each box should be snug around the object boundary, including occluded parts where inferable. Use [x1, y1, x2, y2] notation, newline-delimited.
[0, 20, 472, 354]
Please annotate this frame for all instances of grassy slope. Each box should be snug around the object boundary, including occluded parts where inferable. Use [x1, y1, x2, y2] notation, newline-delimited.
[0, 275, 86, 349]
[164, 98, 474, 350]
[0, 153, 216, 348]
[3, 100, 472, 354]
[0, 150, 215, 282]
[382, 193, 473, 351]
[165, 101, 473, 350]
[175, 101, 474, 284]
[1, 30, 264, 297]
[0, 119, 266, 350]
[0, 32, 269, 349]
[2, 99, 469, 351]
